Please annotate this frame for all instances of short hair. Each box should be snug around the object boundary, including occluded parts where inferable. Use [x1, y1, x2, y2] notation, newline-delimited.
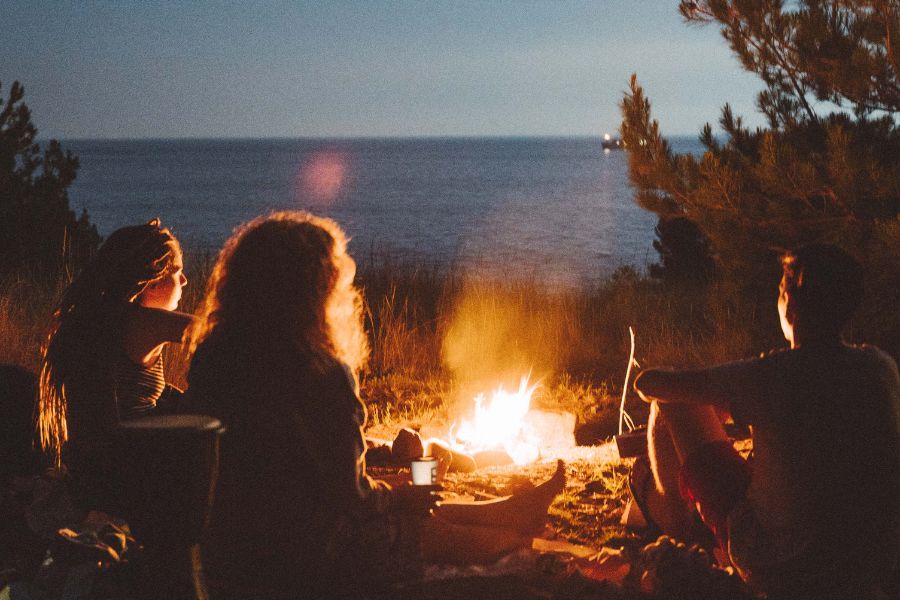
[780, 244, 863, 330]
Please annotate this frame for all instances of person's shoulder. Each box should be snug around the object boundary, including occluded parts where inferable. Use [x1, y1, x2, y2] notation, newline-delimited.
[128, 304, 195, 326]
[849, 343, 895, 362]
[721, 346, 790, 371]
[847, 343, 900, 379]
[756, 346, 791, 361]
[318, 359, 359, 395]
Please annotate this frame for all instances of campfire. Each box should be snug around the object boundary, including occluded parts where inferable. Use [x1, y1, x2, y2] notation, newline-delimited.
[370, 375, 580, 473]
[371, 319, 644, 473]
[448, 377, 541, 466]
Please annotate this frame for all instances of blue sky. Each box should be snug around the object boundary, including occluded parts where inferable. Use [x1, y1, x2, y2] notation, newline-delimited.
[1, 1, 766, 139]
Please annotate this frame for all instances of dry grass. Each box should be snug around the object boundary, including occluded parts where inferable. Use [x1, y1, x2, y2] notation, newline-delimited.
[0, 254, 758, 438]
[0, 274, 64, 371]
[2, 255, 769, 598]
[356, 258, 758, 441]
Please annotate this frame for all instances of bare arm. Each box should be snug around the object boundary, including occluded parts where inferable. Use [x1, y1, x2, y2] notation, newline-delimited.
[634, 367, 732, 411]
[291, 366, 399, 517]
[123, 306, 196, 365]
[308, 367, 439, 517]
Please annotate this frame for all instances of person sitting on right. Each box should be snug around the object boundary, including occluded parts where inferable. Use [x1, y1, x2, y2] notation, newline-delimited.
[632, 244, 900, 599]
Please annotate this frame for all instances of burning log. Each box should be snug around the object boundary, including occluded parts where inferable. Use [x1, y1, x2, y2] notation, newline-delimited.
[370, 376, 581, 475]
[426, 439, 476, 474]
[448, 378, 577, 466]
[471, 450, 514, 468]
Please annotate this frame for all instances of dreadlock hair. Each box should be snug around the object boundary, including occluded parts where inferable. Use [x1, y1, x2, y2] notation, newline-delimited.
[38, 219, 182, 465]
[188, 211, 368, 377]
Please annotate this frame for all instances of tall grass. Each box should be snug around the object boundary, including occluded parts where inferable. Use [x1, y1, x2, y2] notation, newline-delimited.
[358, 260, 758, 380]
[1, 252, 761, 439]
[0, 273, 65, 371]
[355, 257, 761, 434]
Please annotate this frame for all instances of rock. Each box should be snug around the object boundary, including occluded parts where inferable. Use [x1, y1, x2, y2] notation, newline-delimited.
[391, 427, 424, 463]
[522, 410, 576, 448]
[365, 444, 393, 466]
[472, 449, 514, 469]
[574, 416, 618, 446]
[427, 439, 476, 474]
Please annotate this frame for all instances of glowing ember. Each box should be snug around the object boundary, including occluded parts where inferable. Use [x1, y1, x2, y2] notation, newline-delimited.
[449, 377, 541, 465]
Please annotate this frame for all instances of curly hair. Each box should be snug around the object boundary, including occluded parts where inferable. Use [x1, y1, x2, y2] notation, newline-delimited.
[38, 219, 182, 465]
[188, 211, 369, 376]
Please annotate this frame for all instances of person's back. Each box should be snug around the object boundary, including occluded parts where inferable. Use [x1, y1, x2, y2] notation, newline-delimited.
[723, 343, 900, 595]
[634, 244, 900, 599]
[186, 330, 368, 597]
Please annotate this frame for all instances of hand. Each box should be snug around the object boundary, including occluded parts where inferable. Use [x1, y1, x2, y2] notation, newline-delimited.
[633, 370, 656, 403]
[393, 483, 442, 516]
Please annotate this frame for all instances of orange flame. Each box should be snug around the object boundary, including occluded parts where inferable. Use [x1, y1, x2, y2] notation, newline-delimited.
[449, 377, 541, 465]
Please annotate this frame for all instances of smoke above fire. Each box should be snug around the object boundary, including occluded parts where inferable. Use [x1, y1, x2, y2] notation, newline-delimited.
[438, 280, 579, 463]
[441, 280, 574, 408]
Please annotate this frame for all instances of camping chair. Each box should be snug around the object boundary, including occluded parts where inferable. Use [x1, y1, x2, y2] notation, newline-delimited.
[111, 414, 225, 600]
[0, 365, 47, 576]
[0, 365, 43, 484]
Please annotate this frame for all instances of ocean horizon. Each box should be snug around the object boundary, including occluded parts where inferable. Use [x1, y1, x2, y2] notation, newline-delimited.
[64, 135, 706, 286]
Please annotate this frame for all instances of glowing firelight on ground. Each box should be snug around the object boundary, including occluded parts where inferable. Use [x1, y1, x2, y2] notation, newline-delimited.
[449, 377, 541, 465]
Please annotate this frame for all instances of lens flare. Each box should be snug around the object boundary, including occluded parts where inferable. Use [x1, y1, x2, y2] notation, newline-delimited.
[297, 152, 347, 204]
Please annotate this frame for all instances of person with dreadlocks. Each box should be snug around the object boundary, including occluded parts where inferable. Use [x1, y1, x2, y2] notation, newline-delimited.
[37, 219, 193, 509]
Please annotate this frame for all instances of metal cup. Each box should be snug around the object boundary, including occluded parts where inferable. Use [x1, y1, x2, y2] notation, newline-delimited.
[410, 456, 438, 485]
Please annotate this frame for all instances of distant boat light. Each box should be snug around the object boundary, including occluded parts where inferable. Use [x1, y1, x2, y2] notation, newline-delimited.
[604, 133, 611, 141]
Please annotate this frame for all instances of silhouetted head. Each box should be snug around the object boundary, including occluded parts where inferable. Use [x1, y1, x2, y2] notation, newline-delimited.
[58, 218, 183, 312]
[778, 244, 863, 345]
[39, 219, 183, 464]
[190, 211, 368, 373]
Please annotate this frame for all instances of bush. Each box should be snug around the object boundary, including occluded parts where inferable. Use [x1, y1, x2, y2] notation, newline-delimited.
[0, 80, 100, 279]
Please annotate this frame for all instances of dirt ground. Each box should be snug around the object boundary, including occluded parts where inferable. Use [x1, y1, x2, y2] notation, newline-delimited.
[435, 445, 634, 549]
[367, 444, 660, 599]
[366, 438, 765, 600]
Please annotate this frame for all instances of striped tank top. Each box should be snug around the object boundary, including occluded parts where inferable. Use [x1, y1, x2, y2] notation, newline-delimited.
[112, 351, 166, 421]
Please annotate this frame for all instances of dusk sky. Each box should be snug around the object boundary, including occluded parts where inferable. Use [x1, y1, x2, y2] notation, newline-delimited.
[2, 1, 766, 139]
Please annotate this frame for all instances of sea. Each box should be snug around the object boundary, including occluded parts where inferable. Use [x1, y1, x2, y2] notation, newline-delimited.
[65, 136, 705, 287]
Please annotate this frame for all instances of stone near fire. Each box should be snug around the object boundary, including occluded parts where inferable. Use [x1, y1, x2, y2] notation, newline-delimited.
[472, 450, 514, 469]
[391, 427, 424, 463]
[428, 439, 476, 473]
[365, 444, 393, 466]
[523, 410, 576, 449]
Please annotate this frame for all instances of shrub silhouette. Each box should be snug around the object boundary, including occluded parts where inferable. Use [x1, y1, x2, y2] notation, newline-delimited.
[0, 80, 100, 278]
